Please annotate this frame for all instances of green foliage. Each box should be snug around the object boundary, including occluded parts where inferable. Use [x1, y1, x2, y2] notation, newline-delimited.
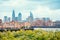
[0, 30, 60, 40]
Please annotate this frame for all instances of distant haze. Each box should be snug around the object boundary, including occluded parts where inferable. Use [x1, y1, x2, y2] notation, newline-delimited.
[0, 0, 60, 21]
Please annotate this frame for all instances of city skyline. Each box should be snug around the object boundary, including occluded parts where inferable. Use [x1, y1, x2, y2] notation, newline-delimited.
[3, 10, 34, 22]
[0, 9, 60, 22]
[0, 0, 60, 21]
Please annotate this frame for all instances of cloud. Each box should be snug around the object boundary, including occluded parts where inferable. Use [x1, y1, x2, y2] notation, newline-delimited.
[28, 0, 60, 9]
[32, 5, 60, 20]
[0, 0, 10, 4]
[0, 0, 60, 20]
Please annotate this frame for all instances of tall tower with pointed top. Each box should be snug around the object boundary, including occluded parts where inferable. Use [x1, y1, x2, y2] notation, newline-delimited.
[12, 10, 15, 21]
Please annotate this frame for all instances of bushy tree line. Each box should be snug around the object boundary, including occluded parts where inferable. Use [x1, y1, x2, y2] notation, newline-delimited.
[0, 30, 60, 40]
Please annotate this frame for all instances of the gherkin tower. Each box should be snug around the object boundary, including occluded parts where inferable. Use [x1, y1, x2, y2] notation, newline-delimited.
[18, 12, 22, 22]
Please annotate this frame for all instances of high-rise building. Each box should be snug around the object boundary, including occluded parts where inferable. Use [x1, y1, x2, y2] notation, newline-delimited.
[42, 17, 50, 26]
[12, 10, 15, 21]
[30, 11, 33, 21]
[26, 12, 34, 23]
[15, 17, 18, 22]
[18, 12, 22, 22]
[8, 17, 10, 22]
[42, 17, 50, 21]
[0, 19, 2, 23]
[0, 19, 2, 26]
[4, 16, 8, 23]
[26, 16, 31, 22]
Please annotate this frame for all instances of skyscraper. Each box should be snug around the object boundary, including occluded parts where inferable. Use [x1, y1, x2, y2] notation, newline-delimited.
[8, 17, 10, 22]
[26, 12, 34, 22]
[30, 11, 33, 21]
[42, 17, 50, 21]
[42, 17, 50, 26]
[0, 19, 2, 24]
[18, 12, 22, 22]
[12, 10, 15, 21]
[4, 16, 8, 23]
[15, 17, 18, 22]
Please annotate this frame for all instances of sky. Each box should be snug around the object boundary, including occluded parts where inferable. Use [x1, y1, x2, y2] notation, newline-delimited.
[0, 0, 60, 21]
